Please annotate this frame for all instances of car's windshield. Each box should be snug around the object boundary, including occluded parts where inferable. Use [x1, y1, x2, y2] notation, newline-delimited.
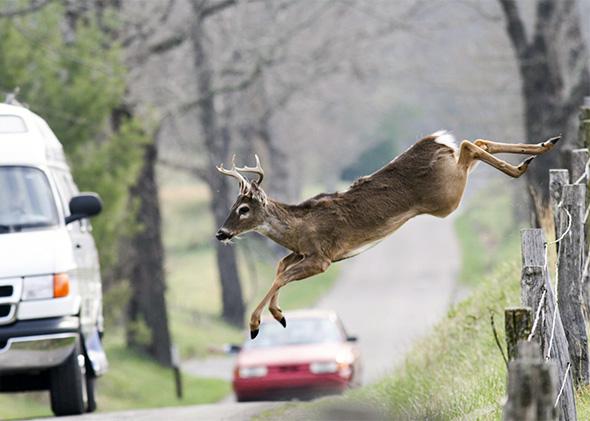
[0, 166, 59, 234]
[244, 317, 344, 349]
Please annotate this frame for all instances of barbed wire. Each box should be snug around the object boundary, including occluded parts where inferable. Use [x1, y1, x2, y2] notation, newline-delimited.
[527, 288, 546, 342]
[555, 362, 572, 408]
[527, 156, 590, 407]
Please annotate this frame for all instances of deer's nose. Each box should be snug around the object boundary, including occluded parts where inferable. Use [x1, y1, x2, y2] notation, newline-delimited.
[216, 229, 232, 241]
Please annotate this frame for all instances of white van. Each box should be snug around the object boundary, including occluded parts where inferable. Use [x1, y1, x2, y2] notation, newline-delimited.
[0, 103, 107, 416]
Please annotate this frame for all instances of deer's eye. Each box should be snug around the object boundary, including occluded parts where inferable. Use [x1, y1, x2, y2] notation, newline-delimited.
[238, 205, 250, 215]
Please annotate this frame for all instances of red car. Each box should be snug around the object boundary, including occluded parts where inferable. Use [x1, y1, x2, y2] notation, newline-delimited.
[231, 309, 362, 402]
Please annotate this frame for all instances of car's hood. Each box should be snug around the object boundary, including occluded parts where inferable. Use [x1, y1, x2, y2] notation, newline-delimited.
[238, 342, 353, 366]
[0, 228, 75, 278]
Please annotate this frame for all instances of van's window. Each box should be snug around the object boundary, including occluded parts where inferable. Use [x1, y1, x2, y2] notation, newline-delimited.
[0, 115, 27, 133]
[0, 167, 59, 234]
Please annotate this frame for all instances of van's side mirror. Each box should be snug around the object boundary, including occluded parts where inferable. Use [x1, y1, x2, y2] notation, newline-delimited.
[224, 344, 242, 354]
[66, 193, 103, 224]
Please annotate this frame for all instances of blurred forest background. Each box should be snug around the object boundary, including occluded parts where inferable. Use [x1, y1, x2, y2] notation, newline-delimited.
[0, 0, 589, 415]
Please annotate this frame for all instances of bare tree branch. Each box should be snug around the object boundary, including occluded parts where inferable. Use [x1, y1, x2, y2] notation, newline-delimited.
[148, 31, 188, 55]
[179, 56, 268, 112]
[200, 0, 237, 19]
[121, 0, 178, 48]
[497, 0, 529, 58]
[157, 157, 208, 181]
[0, 0, 53, 18]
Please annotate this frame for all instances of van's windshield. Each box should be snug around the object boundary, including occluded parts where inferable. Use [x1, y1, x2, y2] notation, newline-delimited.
[0, 166, 59, 234]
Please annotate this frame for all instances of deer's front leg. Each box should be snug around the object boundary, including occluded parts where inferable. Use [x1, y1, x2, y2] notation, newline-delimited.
[249, 255, 331, 339]
[268, 253, 303, 328]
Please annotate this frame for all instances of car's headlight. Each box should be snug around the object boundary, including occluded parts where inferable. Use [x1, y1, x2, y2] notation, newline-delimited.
[310, 361, 339, 374]
[239, 366, 268, 378]
[22, 273, 70, 300]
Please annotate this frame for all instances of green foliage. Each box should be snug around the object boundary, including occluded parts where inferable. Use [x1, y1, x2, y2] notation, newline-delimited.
[455, 182, 521, 286]
[102, 279, 132, 328]
[341, 139, 396, 181]
[340, 105, 418, 181]
[352, 260, 519, 420]
[74, 119, 149, 271]
[0, 3, 148, 274]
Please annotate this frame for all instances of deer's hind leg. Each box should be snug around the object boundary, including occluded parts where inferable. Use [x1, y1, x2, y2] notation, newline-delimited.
[473, 135, 560, 155]
[458, 140, 536, 178]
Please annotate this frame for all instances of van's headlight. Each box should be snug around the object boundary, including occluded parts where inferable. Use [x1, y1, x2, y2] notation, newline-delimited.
[310, 361, 339, 374]
[238, 366, 268, 378]
[22, 273, 70, 300]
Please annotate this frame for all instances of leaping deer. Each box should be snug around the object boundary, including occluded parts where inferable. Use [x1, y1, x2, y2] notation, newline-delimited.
[215, 131, 560, 339]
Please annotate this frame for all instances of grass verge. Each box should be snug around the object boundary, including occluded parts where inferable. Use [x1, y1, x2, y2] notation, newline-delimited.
[454, 182, 520, 286]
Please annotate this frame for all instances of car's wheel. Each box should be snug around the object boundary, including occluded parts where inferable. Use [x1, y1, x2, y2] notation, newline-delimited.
[49, 339, 87, 416]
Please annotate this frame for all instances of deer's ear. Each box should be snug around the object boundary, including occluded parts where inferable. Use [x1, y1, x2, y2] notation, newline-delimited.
[250, 183, 268, 205]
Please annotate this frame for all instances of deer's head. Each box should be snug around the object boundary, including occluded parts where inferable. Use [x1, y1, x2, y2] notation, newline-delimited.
[215, 155, 268, 242]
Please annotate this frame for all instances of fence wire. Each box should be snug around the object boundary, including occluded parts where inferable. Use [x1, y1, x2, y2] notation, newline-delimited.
[527, 157, 590, 407]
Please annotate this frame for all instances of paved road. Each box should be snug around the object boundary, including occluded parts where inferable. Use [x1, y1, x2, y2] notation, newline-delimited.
[315, 213, 460, 384]
[46, 214, 460, 421]
[47, 402, 282, 421]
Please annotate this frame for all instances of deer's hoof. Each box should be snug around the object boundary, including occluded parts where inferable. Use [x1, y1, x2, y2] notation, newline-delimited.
[520, 156, 535, 167]
[279, 317, 287, 328]
[547, 135, 561, 145]
[250, 329, 259, 340]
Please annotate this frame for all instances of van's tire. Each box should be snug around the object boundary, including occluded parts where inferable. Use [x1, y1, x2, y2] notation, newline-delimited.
[49, 340, 86, 416]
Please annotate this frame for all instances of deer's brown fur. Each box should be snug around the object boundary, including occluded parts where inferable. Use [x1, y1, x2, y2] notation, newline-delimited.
[215, 132, 560, 338]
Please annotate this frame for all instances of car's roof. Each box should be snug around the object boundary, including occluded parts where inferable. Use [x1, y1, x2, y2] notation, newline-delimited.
[0, 103, 68, 169]
[261, 309, 339, 322]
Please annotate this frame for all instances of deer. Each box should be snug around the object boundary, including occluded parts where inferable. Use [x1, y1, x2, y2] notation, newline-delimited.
[215, 131, 560, 339]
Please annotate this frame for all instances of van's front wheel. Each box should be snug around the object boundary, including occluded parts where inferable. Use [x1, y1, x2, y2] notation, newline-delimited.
[49, 339, 86, 416]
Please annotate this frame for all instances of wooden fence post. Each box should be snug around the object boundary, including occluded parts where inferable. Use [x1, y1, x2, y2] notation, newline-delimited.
[576, 103, 590, 319]
[569, 149, 588, 185]
[558, 184, 590, 386]
[581, 97, 590, 150]
[521, 229, 577, 420]
[170, 345, 183, 399]
[521, 265, 546, 352]
[550, 170, 570, 242]
[503, 341, 558, 421]
[569, 150, 588, 260]
[505, 307, 532, 360]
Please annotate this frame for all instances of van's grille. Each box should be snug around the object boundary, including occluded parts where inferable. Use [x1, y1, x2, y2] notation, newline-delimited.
[0, 304, 11, 318]
[0, 285, 13, 297]
[0, 277, 20, 325]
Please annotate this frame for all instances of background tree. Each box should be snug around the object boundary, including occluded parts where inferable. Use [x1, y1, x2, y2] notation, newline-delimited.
[0, 1, 161, 358]
[498, 0, 590, 204]
[0, 2, 147, 275]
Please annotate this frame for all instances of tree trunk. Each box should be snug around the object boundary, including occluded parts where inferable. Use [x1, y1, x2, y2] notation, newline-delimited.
[126, 141, 173, 366]
[499, 0, 590, 204]
[190, 9, 245, 327]
[210, 174, 246, 326]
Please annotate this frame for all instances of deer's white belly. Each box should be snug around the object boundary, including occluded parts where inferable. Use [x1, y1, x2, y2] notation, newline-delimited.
[339, 239, 384, 260]
[336, 210, 417, 261]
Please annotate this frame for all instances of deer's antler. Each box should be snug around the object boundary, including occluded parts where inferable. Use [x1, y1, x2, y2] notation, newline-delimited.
[216, 155, 251, 195]
[235, 154, 264, 186]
